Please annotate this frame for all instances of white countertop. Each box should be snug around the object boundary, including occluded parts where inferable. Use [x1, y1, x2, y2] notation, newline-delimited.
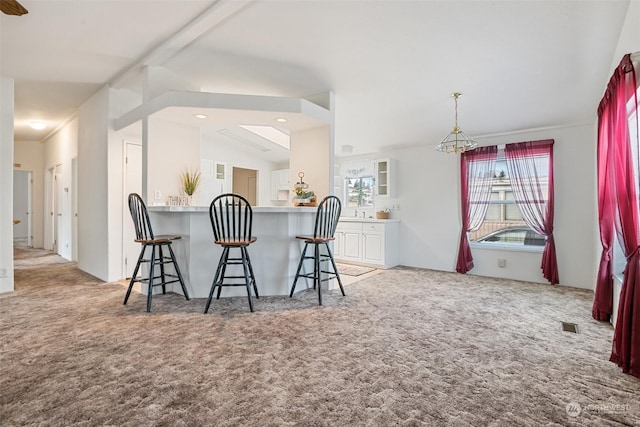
[339, 217, 400, 223]
[148, 206, 400, 221]
[148, 205, 318, 213]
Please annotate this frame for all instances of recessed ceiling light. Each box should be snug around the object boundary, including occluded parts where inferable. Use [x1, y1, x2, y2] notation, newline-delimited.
[30, 121, 46, 130]
[193, 114, 207, 119]
[275, 117, 288, 123]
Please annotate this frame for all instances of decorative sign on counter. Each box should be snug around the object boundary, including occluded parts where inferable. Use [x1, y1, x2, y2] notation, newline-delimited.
[167, 196, 191, 206]
[292, 171, 317, 207]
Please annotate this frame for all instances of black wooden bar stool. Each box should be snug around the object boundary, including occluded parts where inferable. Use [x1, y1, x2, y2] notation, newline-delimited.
[124, 193, 190, 312]
[290, 195, 345, 305]
[205, 193, 259, 313]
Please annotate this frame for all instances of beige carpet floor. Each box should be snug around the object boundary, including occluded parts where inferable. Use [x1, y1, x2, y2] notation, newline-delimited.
[1, 247, 639, 426]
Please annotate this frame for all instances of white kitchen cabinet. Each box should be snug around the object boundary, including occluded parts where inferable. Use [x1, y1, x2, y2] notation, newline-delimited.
[270, 169, 290, 201]
[335, 220, 398, 268]
[375, 158, 396, 198]
[362, 223, 384, 264]
[335, 221, 362, 262]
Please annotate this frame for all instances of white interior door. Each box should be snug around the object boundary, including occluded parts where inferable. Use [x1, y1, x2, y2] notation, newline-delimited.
[46, 167, 53, 251]
[12, 170, 30, 247]
[54, 165, 63, 255]
[26, 171, 32, 247]
[72, 158, 78, 261]
[123, 142, 142, 278]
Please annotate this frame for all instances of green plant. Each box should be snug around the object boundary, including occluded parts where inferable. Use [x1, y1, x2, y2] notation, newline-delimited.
[180, 169, 201, 196]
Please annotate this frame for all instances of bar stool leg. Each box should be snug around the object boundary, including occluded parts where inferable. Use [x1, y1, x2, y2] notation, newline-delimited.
[146, 245, 156, 313]
[158, 245, 166, 294]
[217, 247, 231, 300]
[244, 247, 259, 299]
[290, 243, 309, 297]
[241, 246, 254, 312]
[205, 246, 227, 313]
[124, 245, 145, 305]
[315, 243, 322, 306]
[167, 243, 189, 300]
[325, 242, 345, 296]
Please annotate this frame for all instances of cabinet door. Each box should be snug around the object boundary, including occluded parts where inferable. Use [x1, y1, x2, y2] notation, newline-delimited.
[278, 169, 290, 187]
[271, 169, 290, 201]
[334, 231, 343, 258]
[343, 231, 361, 261]
[363, 232, 384, 264]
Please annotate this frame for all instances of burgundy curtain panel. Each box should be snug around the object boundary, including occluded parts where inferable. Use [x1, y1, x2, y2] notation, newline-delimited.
[595, 53, 640, 378]
[504, 140, 558, 284]
[456, 146, 497, 274]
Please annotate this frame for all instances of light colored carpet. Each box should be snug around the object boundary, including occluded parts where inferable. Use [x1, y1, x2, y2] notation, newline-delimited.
[336, 263, 376, 277]
[2, 248, 639, 426]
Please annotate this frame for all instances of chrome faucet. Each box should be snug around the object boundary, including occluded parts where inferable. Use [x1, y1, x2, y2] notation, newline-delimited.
[354, 209, 358, 217]
[361, 211, 365, 218]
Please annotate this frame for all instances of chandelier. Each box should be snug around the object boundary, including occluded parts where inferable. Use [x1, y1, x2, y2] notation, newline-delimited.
[435, 92, 478, 154]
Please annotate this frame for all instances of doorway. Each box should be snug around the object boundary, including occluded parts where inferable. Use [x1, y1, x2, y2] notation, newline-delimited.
[72, 157, 78, 261]
[13, 170, 31, 248]
[232, 167, 258, 206]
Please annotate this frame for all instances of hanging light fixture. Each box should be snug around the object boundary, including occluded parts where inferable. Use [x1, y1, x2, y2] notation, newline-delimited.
[435, 92, 478, 154]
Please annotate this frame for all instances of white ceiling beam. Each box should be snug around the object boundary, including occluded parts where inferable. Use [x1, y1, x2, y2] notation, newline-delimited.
[109, 0, 256, 87]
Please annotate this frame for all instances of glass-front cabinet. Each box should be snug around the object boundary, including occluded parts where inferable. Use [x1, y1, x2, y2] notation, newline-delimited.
[375, 158, 395, 198]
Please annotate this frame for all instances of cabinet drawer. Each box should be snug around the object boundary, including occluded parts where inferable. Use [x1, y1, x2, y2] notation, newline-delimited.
[337, 222, 363, 231]
[362, 223, 385, 233]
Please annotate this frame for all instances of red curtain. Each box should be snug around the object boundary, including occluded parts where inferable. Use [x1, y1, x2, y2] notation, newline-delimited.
[592, 56, 628, 322]
[504, 140, 558, 284]
[597, 54, 640, 378]
[456, 146, 497, 273]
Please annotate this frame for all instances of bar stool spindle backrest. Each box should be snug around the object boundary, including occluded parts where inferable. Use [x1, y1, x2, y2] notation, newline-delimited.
[313, 195, 342, 240]
[129, 193, 155, 241]
[209, 193, 254, 243]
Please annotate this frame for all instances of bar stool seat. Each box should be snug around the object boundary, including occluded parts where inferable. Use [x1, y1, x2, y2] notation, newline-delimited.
[290, 195, 345, 305]
[205, 193, 259, 313]
[124, 193, 190, 312]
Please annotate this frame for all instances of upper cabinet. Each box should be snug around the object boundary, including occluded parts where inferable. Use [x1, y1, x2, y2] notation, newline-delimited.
[270, 169, 290, 201]
[375, 158, 396, 198]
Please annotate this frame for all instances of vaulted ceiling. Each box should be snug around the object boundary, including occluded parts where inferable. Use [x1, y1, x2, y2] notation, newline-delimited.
[1, 0, 630, 156]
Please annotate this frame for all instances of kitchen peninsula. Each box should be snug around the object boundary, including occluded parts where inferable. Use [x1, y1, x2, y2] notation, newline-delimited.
[148, 205, 333, 298]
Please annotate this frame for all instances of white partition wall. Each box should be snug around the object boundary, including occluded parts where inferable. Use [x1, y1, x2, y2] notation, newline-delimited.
[0, 78, 15, 293]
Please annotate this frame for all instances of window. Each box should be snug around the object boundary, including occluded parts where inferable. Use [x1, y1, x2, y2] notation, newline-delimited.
[345, 176, 374, 208]
[470, 152, 547, 248]
[611, 86, 640, 280]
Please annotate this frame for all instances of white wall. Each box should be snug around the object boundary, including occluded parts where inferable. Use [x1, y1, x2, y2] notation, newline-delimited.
[14, 140, 45, 248]
[0, 78, 15, 293]
[338, 123, 598, 289]
[200, 130, 281, 207]
[468, 125, 597, 289]
[611, 0, 640, 72]
[290, 126, 331, 202]
[77, 87, 110, 281]
[43, 118, 78, 260]
[148, 118, 201, 205]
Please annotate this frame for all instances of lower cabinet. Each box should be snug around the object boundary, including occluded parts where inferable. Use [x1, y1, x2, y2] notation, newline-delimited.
[334, 220, 398, 268]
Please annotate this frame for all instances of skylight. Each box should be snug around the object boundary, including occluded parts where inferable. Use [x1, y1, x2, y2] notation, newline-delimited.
[239, 125, 290, 150]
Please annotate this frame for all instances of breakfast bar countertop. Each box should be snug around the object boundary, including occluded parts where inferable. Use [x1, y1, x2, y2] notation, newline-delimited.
[338, 217, 400, 223]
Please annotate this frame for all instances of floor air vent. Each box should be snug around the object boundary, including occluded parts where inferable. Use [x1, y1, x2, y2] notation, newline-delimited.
[561, 321, 579, 333]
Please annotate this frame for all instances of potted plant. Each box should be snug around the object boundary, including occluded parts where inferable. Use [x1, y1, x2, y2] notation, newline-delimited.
[180, 169, 201, 205]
